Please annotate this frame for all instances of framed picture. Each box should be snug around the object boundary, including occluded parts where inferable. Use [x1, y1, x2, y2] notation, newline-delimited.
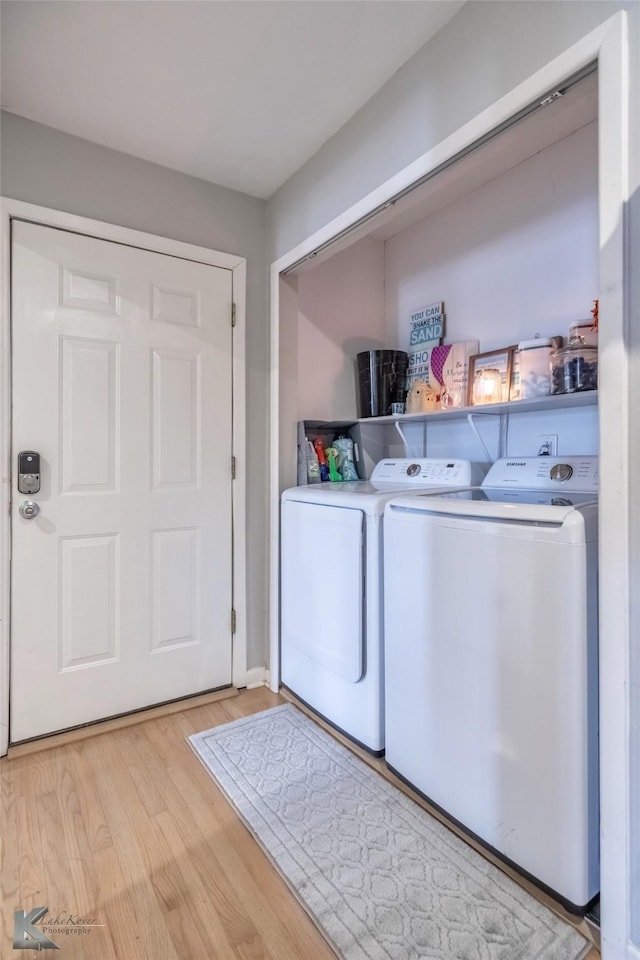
[467, 346, 516, 406]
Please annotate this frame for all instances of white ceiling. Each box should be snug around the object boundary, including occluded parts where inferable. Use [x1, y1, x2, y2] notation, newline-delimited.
[0, 0, 465, 199]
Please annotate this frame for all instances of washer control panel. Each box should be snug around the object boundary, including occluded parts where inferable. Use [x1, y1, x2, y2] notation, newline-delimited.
[482, 456, 598, 492]
[550, 463, 573, 482]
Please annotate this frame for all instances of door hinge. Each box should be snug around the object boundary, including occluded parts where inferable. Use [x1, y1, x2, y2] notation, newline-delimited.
[231, 303, 237, 327]
[231, 608, 237, 634]
[231, 456, 236, 480]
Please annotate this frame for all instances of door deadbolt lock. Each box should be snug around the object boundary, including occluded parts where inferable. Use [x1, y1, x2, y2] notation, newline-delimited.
[17, 451, 41, 494]
[19, 500, 40, 520]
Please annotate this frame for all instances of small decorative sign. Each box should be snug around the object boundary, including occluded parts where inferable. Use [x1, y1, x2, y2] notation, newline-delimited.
[407, 340, 479, 408]
[409, 302, 445, 348]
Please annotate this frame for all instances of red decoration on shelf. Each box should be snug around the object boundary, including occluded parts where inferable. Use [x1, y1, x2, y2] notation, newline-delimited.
[590, 299, 599, 330]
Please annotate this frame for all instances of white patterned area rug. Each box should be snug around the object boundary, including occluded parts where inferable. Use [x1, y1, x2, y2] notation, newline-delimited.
[188, 704, 589, 960]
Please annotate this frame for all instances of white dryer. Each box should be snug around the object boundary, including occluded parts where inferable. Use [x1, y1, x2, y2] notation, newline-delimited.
[280, 458, 486, 754]
[383, 456, 599, 912]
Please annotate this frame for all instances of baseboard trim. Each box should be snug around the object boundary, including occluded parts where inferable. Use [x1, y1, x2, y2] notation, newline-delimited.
[7, 686, 238, 758]
[245, 667, 268, 689]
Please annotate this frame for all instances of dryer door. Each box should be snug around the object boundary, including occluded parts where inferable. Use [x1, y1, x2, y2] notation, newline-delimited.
[281, 501, 364, 682]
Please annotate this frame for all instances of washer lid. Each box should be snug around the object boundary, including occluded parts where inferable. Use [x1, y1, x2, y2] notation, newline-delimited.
[386, 488, 597, 531]
[281, 479, 470, 514]
[432, 488, 598, 507]
[282, 458, 487, 512]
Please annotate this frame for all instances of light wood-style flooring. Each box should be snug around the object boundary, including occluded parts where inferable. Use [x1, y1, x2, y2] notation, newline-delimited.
[0, 687, 600, 959]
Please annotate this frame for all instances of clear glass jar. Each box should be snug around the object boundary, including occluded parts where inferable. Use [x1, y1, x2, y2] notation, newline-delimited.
[568, 320, 598, 347]
[550, 339, 598, 394]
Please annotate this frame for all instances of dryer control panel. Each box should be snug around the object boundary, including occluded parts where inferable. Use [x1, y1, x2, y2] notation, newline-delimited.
[482, 456, 598, 492]
[371, 458, 486, 487]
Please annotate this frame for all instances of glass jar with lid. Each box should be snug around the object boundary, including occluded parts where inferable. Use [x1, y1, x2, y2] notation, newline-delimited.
[550, 338, 598, 394]
[568, 320, 598, 347]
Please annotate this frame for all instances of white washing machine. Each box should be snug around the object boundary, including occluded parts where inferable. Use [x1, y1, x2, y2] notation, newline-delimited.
[280, 458, 487, 755]
[383, 456, 599, 912]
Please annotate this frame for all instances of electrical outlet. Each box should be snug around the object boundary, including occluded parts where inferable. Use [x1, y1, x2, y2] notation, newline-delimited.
[537, 434, 558, 457]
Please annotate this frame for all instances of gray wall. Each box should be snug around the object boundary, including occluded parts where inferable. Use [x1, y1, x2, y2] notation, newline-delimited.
[267, 1, 640, 952]
[0, 110, 269, 673]
[268, 0, 633, 261]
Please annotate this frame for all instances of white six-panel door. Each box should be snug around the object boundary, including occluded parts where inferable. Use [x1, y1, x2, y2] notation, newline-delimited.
[10, 221, 234, 741]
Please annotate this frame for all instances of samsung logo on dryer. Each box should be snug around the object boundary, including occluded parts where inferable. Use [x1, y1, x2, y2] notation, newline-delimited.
[506, 461, 527, 466]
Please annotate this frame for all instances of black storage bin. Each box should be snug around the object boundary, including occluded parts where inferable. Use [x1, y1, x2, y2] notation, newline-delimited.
[356, 350, 408, 418]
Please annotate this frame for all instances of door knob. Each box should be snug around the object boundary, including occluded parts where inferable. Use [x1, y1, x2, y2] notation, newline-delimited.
[19, 500, 40, 520]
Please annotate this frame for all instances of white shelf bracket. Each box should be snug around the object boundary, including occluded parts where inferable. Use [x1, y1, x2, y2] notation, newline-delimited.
[394, 419, 424, 458]
[466, 412, 495, 463]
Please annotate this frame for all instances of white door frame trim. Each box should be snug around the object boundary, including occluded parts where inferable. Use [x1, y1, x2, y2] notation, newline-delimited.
[269, 12, 629, 957]
[0, 197, 248, 755]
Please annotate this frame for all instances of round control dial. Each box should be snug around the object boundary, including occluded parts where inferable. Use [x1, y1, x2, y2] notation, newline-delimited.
[406, 463, 421, 477]
[550, 463, 573, 482]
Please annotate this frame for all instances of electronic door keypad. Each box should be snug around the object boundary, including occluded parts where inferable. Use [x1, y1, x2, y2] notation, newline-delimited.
[17, 451, 41, 494]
